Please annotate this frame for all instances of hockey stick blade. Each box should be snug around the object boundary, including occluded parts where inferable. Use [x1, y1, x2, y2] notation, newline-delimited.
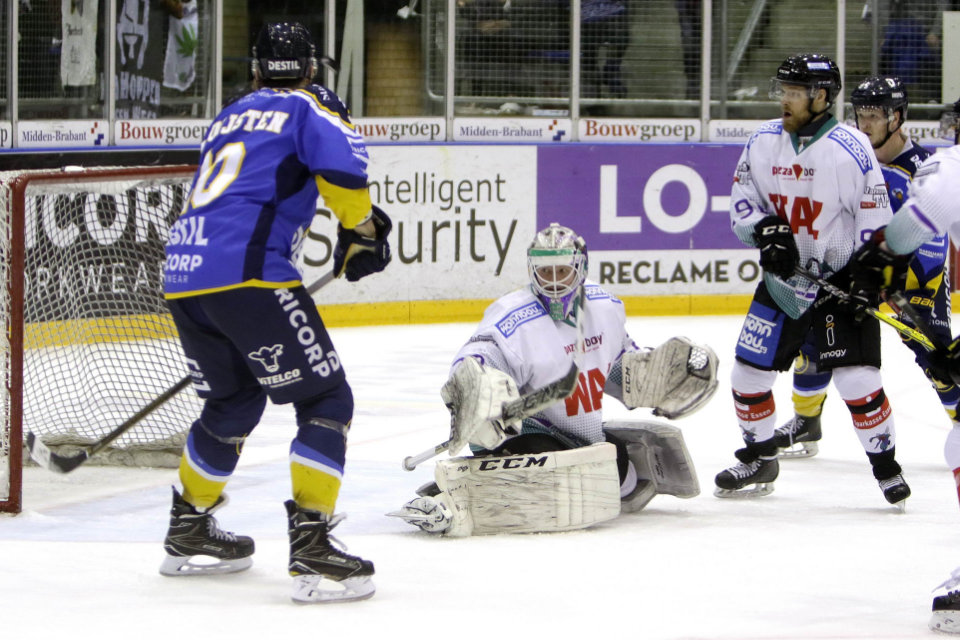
[401, 361, 581, 471]
[793, 266, 936, 352]
[28, 272, 340, 474]
[27, 375, 192, 474]
[886, 290, 947, 351]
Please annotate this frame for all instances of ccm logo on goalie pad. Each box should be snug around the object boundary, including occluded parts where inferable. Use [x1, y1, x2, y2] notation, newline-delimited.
[477, 455, 548, 471]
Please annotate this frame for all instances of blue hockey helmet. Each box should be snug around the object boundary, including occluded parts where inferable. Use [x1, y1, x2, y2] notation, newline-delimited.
[850, 75, 908, 122]
[527, 224, 588, 321]
[252, 22, 317, 82]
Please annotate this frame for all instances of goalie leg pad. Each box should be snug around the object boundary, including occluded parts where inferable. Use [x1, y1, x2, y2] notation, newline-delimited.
[604, 420, 700, 513]
[621, 337, 719, 419]
[434, 442, 621, 536]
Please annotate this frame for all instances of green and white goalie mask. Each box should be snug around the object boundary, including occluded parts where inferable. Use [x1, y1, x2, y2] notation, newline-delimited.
[527, 223, 588, 321]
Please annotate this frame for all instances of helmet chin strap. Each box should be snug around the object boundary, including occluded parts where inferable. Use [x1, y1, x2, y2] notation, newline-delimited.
[796, 106, 832, 137]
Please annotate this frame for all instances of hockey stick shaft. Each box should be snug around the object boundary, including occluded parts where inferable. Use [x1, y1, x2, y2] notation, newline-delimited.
[402, 285, 586, 471]
[885, 290, 947, 351]
[400, 361, 581, 471]
[793, 266, 936, 352]
[28, 270, 337, 474]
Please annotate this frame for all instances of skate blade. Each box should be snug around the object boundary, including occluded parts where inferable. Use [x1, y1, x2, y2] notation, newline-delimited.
[930, 610, 960, 633]
[713, 482, 774, 499]
[292, 575, 375, 604]
[159, 554, 253, 577]
[778, 441, 819, 459]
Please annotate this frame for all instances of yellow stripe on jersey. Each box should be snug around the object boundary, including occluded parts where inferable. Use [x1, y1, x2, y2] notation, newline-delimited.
[291, 460, 342, 515]
[316, 178, 372, 229]
[164, 278, 303, 300]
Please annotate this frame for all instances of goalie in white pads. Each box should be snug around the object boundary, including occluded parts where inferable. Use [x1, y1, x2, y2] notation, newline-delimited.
[389, 223, 718, 536]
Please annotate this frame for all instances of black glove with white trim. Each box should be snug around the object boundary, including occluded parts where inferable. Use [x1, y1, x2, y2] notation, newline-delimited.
[753, 215, 799, 280]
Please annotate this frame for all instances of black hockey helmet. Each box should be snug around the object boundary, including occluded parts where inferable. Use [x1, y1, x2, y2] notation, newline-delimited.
[251, 22, 317, 81]
[850, 75, 908, 120]
[771, 53, 842, 103]
[940, 97, 960, 144]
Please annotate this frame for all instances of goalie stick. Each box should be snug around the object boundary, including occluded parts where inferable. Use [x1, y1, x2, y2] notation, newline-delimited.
[402, 285, 587, 471]
[793, 265, 936, 352]
[27, 269, 337, 474]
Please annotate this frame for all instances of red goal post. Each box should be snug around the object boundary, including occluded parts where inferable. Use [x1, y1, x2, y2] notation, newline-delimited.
[0, 165, 202, 514]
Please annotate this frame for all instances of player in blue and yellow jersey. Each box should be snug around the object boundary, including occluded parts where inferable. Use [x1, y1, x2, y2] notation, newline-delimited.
[158, 22, 389, 604]
[775, 76, 956, 477]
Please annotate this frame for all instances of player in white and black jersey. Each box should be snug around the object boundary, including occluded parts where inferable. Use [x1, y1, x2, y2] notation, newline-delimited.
[774, 75, 956, 461]
[849, 98, 960, 634]
[389, 224, 719, 536]
[717, 53, 908, 506]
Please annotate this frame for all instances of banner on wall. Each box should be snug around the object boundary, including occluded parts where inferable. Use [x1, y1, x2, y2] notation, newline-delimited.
[0, 122, 11, 149]
[19, 120, 107, 148]
[453, 117, 571, 142]
[299, 143, 759, 305]
[114, 119, 209, 146]
[353, 118, 445, 143]
[300, 146, 540, 303]
[709, 118, 948, 148]
[578, 118, 700, 143]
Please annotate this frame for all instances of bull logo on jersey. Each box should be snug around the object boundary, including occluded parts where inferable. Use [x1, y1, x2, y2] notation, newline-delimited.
[249, 344, 284, 373]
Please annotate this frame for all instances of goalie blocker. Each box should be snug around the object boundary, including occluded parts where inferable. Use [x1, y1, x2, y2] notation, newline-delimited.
[389, 421, 699, 536]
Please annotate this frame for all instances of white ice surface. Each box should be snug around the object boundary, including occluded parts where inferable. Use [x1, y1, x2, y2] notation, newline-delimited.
[2, 315, 957, 640]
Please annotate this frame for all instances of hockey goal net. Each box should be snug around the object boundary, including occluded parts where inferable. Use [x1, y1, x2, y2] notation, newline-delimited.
[0, 166, 203, 514]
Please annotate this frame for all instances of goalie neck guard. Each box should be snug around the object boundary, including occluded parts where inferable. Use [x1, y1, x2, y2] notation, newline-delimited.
[527, 223, 587, 321]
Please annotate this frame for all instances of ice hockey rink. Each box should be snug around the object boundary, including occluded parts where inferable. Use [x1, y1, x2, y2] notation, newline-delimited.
[2, 312, 958, 640]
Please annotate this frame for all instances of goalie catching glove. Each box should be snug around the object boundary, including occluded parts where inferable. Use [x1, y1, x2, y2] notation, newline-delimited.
[621, 337, 719, 419]
[333, 205, 392, 282]
[441, 357, 522, 455]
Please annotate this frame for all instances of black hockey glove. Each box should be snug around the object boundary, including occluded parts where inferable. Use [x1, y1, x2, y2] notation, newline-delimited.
[333, 206, 392, 282]
[925, 336, 960, 387]
[849, 227, 909, 307]
[753, 215, 799, 280]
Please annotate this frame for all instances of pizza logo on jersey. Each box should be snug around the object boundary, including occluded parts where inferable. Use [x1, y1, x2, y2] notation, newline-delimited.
[771, 164, 814, 180]
[860, 184, 889, 210]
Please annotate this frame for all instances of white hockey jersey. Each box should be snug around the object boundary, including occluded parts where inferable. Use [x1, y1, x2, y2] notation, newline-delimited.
[886, 145, 960, 255]
[729, 116, 893, 316]
[451, 282, 637, 445]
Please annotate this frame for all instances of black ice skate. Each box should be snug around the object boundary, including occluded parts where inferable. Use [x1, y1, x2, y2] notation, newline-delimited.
[868, 449, 911, 511]
[714, 445, 778, 498]
[285, 500, 375, 603]
[159, 487, 254, 576]
[930, 567, 960, 633]
[773, 413, 822, 458]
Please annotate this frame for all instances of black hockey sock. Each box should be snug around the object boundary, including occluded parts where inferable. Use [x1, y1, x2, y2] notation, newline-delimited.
[867, 448, 902, 481]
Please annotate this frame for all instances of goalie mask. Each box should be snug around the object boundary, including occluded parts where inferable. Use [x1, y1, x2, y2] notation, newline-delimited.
[527, 223, 587, 321]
